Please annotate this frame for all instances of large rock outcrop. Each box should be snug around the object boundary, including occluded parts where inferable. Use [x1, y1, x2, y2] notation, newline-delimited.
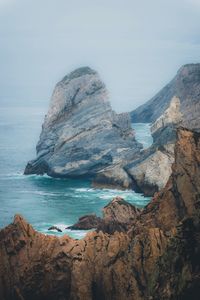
[1, 128, 200, 300]
[67, 196, 140, 233]
[24, 67, 141, 188]
[129, 64, 200, 196]
[130, 63, 200, 131]
[126, 97, 182, 195]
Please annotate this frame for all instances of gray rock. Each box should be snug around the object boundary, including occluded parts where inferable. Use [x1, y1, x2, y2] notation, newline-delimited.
[24, 67, 141, 188]
[48, 226, 62, 232]
[130, 63, 200, 131]
[126, 97, 183, 196]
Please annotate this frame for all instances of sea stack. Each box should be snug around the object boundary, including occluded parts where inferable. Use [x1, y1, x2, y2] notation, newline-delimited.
[24, 67, 141, 188]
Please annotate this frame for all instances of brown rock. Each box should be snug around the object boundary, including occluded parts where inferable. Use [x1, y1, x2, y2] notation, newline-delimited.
[66, 214, 102, 230]
[68, 196, 140, 233]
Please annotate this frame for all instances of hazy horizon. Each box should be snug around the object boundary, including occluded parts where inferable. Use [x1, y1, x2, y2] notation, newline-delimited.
[1, 0, 200, 112]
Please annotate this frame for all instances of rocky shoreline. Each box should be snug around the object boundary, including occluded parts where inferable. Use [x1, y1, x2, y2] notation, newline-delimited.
[1, 127, 200, 299]
[24, 64, 200, 197]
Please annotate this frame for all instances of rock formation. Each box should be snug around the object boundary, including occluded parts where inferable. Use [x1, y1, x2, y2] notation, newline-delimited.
[48, 226, 62, 232]
[66, 214, 102, 230]
[126, 97, 182, 195]
[1, 128, 200, 300]
[130, 63, 200, 131]
[68, 196, 140, 232]
[128, 64, 200, 195]
[24, 67, 141, 188]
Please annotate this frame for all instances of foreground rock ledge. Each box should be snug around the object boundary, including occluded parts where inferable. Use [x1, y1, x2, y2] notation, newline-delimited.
[1, 128, 200, 300]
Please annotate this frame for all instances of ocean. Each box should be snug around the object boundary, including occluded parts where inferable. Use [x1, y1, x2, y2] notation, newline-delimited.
[0, 103, 152, 238]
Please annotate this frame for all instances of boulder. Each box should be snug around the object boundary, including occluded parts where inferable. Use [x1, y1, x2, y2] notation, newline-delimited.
[66, 214, 102, 230]
[67, 197, 140, 233]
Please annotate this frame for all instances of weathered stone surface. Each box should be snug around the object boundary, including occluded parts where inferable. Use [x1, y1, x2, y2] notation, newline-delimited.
[1, 128, 200, 300]
[103, 196, 139, 224]
[68, 196, 140, 233]
[150, 96, 182, 137]
[130, 63, 200, 131]
[66, 214, 102, 230]
[126, 97, 182, 195]
[126, 147, 174, 196]
[140, 128, 200, 230]
[24, 67, 141, 188]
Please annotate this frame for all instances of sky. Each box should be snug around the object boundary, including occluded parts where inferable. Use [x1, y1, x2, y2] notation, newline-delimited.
[0, 0, 200, 112]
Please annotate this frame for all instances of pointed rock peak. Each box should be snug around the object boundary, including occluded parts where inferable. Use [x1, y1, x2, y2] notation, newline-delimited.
[62, 66, 97, 82]
[14, 214, 28, 225]
[13, 214, 35, 236]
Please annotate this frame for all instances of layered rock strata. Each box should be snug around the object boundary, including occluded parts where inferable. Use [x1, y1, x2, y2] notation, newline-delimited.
[1, 128, 200, 300]
[130, 63, 200, 131]
[126, 97, 182, 195]
[24, 67, 141, 188]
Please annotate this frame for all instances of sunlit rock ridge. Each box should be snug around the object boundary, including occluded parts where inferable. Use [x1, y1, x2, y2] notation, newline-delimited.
[24, 67, 141, 188]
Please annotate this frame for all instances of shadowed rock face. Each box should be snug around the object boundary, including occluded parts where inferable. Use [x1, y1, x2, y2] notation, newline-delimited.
[1, 128, 200, 300]
[130, 63, 200, 131]
[24, 67, 141, 188]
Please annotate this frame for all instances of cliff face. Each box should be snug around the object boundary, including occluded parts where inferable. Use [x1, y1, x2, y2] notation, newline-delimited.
[126, 97, 182, 195]
[24, 67, 141, 188]
[128, 64, 200, 196]
[1, 128, 200, 300]
[130, 63, 200, 131]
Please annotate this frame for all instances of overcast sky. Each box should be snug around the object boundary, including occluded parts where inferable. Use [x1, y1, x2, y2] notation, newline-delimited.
[0, 0, 200, 112]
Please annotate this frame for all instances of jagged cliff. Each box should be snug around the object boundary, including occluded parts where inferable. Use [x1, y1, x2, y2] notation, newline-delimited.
[126, 97, 182, 195]
[24, 67, 141, 188]
[130, 63, 200, 131]
[128, 64, 200, 195]
[1, 128, 200, 300]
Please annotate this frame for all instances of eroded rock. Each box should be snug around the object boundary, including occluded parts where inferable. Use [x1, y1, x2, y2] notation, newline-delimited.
[24, 67, 141, 189]
[126, 97, 182, 195]
[66, 214, 102, 230]
[68, 196, 140, 233]
[130, 63, 200, 131]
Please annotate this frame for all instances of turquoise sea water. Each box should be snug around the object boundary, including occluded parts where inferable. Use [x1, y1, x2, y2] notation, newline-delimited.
[0, 104, 152, 238]
[132, 123, 153, 149]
